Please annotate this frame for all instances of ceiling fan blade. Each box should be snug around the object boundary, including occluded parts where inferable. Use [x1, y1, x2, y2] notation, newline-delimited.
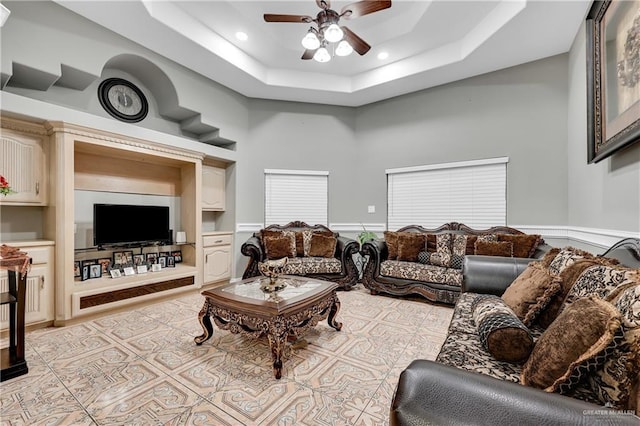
[316, 0, 331, 10]
[264, 14, 313, 23]
[302, 49, 317, 60]
[341, 0, 392, 19]
[341, 26, 371, 55]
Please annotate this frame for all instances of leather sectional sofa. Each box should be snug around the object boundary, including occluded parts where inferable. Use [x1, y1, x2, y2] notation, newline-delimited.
[390, 238, 640, 425]
[240, 221, 360, 290]
[361, 222, 549, 305]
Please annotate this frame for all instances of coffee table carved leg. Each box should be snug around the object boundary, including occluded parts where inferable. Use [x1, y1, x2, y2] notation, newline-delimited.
[328, 295, 342, 331]
[267, 332, 287, 379]
[194, 299, 214, 345]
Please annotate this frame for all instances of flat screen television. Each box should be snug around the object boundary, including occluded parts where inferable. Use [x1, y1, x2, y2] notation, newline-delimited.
[93, 204, 171, 247]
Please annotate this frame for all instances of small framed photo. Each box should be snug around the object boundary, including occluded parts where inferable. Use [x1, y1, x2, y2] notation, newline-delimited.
[137, 265, 148, 274]
[74, 261, 81, 278]
[98, 258, 112, 275]
[166, 256, 175, 268]
[158, 256, 167, 268]
[81, 265, 90, 281]
[151, 263, 162, 272]
[110, 269, 122, 278]
[113, 251, 134, 267]
[171, 250, 182, 263]
[89, 264, 102, 279]
[133, 254, 146, 267]
[159, 251, 170, 258]
[123, 266, 136, 276]
[146, 253, 158, 264]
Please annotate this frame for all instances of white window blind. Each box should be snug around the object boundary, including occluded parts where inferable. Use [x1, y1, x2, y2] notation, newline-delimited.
[265, 169, 328, 226]
[387, 158, 508, 230]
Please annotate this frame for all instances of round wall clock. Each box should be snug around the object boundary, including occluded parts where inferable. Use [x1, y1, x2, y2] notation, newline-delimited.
[98, 78, 149, 123]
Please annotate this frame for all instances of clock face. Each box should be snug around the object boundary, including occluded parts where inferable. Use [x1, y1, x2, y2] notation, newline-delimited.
[98, 78, 148, 123]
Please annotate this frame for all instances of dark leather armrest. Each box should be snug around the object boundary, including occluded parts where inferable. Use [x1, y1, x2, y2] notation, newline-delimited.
[462, 255, 533, 295]
[240, 236, 264, 261]
[335, 235, 358, 259]
[361, 238, 387, 260]
[391, 360, 639, 426]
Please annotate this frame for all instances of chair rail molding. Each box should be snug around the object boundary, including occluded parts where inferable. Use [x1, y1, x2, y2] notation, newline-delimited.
[511, 225, 640, 249]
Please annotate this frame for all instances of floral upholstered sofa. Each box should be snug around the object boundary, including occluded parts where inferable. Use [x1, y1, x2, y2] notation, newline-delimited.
[361, 222, 548, 305]
[390, 238, 640, 425]
[240, 221, 360, 290]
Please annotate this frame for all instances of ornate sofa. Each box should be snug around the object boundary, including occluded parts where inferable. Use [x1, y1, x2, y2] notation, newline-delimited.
[390, 238, 640, 425]
[361, 222, 548, 305]
[240, 221, 360, 290]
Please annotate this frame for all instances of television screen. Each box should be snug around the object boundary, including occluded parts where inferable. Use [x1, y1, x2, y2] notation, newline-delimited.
[93, 204, 170, 247]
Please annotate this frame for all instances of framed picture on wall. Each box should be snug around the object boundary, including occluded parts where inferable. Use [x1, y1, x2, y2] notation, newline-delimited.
[586, 0, 640, 163]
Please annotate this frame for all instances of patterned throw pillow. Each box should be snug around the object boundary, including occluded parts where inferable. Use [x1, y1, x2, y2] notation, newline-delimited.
[430, 233, 452, 267]
[521, 297, 623, 394]
[417, 251, 431, 264]
[502, 262, 561, 327]
[449, 254, 464, 270]
[562, 265, 640, 308]
[471, 295, 534, 363]
[547, 247, 596, 276]
[589, 283, 640, 409]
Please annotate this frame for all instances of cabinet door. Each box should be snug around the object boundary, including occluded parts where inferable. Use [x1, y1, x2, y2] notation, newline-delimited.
[202, 166, 225, 211]
[203, 245, 231, 283]
[0, 129, 46, 204]
[0, 265, 48, 329]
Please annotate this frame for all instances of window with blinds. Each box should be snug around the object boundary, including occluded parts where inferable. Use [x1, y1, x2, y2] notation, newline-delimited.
[264, 169, 328, 226]
[387, 157, 508, 230]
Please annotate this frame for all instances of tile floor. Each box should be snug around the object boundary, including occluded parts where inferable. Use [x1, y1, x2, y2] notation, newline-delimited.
[0, 285, 453, 425]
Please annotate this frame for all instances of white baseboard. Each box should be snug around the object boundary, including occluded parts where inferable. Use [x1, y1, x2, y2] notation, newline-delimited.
[235, 222, 639, 249]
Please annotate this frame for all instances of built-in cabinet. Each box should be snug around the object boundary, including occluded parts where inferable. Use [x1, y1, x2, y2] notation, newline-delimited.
[203, 232, 232, 284]
[0, 241, 54, 329]
[202, 165, 225, 211]
[1, 118, 234, 325]
[0, 122, 47, 205]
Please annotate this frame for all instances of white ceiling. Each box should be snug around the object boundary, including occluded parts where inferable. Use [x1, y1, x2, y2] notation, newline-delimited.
[56, 0, 592, 107]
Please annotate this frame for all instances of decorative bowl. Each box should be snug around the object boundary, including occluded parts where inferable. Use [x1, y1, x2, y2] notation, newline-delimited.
[258, 257, 288, 286]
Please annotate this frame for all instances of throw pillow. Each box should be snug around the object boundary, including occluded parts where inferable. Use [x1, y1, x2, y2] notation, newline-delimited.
[417, 251, 431, 264]
[429, 233, 452, 267]
[501, 262, 561, 327]
[562, 264, 640, 308]
[537, 257, 625, 329]
[301, 230, 334, 256]
[471, 295, 534, 363]
[308, 234, 338, 258]
[475, 240, 513, 257]
[397, 233, 426, 262]
[263, 235, 296, 259]
[425, 233, 437, 252]
[449, 254, 464, 270]
[589, 283, 640, 409]
[282, 231, 299, 257]
[384, 231, 399, 260]
[547, 247, 596, 276]
[497, 234, 543, 258]
[520, 296, 623, 393]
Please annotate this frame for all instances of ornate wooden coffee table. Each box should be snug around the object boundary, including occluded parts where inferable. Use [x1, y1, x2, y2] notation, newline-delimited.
[194, 275, 342, 379]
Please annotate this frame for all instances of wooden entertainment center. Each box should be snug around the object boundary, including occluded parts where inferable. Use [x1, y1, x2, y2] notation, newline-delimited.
[1, 118, 233, 327]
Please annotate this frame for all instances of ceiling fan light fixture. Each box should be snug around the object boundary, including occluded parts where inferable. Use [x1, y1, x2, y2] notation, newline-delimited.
[335, 40, 353, 57]
[324, 23, 343, 43]
[301, 30, 321, 50]
[313, 47, 331, 62]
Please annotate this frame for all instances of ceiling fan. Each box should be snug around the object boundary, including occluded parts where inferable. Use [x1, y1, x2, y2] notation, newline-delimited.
[264, 0, 392, 62]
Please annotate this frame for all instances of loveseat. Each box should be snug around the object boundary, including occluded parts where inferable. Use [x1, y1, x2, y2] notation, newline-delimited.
[361, 222, 548, 305]
[390, 238, 640, 425]
[241, 221, 360, 290]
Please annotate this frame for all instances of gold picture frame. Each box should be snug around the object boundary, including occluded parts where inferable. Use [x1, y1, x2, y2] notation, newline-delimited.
[587, 0, 640, 163]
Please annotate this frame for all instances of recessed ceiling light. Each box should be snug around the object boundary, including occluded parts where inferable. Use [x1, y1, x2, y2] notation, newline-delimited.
[235, 31, 248, 41]
[377, 52, 389, 60]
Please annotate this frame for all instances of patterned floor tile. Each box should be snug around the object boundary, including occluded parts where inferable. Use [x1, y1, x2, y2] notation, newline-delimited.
[0, 287, 454, 426]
